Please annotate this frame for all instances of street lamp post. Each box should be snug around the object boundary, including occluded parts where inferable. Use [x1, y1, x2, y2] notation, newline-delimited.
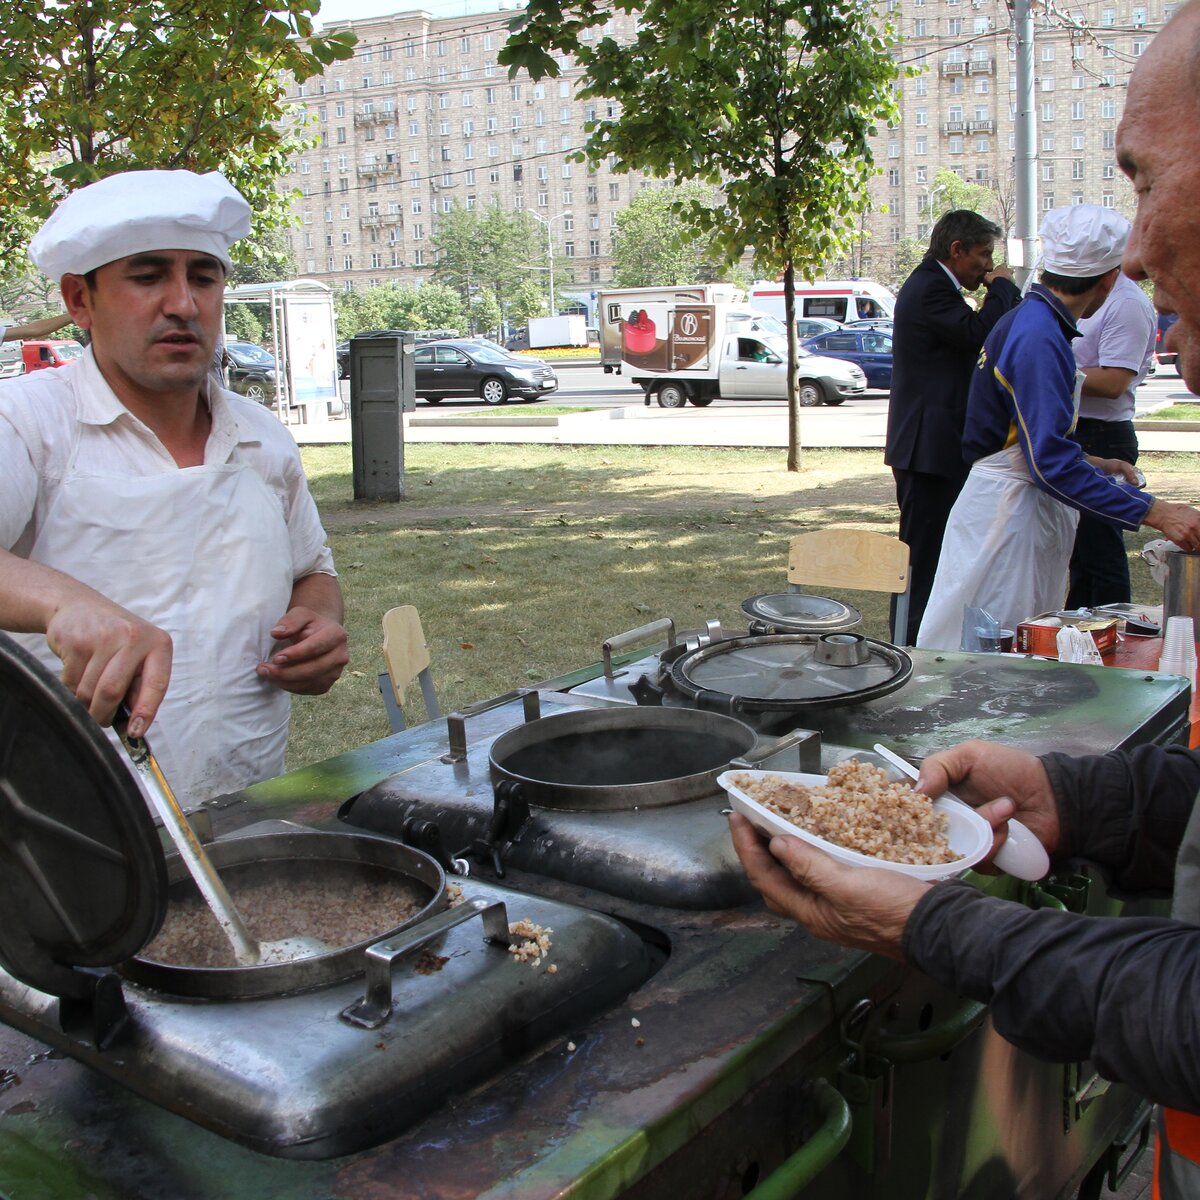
[528, 210, 570, 317]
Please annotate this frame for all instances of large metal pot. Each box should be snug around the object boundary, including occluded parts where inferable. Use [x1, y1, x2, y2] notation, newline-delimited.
[119, 831, 447, 1001]
[489, 706, 758, 812]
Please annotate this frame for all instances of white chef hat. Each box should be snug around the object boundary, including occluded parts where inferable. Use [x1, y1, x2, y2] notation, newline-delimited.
[28, 170, 251, 281]
[1038, 205, 1130, 277]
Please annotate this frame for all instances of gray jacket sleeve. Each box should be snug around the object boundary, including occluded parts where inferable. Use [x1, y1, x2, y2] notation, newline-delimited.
[901, 744, 1200, 1111]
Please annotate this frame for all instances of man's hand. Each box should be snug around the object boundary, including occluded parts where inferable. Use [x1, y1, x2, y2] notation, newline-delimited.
[984, 266, 1015, 284]
[46, 599, 173, 737]
[256, 606, 349, 695]
[728, 812, 930, 960]
[916, 740, 1061, 866]
[1087, 456, 1141, 485]
[1143, 498, 1200, 551]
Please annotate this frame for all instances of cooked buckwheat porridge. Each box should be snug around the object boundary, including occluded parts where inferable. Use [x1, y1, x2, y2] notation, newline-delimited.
[730, 759, 956, 865]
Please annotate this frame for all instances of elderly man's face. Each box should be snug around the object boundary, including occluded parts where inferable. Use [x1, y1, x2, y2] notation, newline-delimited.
[63, 250, 224, 401]
[1118, 3, 1200, 392]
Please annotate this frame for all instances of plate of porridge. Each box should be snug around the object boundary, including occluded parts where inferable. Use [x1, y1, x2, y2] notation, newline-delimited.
[719, 758, 994, 880]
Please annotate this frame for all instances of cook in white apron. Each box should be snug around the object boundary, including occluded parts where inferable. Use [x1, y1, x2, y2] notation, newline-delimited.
[916, 371, 1086, 652]
[13, 423, 295, 804]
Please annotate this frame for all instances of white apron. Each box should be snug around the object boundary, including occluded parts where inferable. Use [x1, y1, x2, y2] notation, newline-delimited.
[916, 443, 1079, 651]
[14, 424, 295, 803]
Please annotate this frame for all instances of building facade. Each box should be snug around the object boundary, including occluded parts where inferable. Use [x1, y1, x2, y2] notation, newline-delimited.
[278, 6, 652, 293]
[277, 0, 1176, 293]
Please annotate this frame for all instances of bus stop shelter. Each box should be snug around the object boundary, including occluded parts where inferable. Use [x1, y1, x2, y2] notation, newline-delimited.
[223, 279, 342, 425]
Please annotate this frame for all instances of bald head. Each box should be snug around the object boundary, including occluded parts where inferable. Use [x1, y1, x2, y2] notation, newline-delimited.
[1118, 0, 1200, 392]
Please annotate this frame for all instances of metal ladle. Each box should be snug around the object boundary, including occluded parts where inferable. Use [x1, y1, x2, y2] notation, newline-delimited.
[115, 710, 326, 966]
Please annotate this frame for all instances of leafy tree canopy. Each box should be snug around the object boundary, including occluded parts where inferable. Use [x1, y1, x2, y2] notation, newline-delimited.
[432, 206, 570, 331]
[0, 0, 356, 265]
[611, 181, 729, 287]
[502, 0, 901, 466]
[333, 282, 466, 339]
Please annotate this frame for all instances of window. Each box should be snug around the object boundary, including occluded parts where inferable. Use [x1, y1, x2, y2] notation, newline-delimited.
[1040, 101, 1055, 121]
[915, 165, 928, 184]
[412, 224, 424, 240]
[414, 249, 424, 265]
[343, 255, 352, 270]
[915, 107, 928, 127]
[948, 135, 963, 154]
[915, 136, 928, 155]
[1071, 160, 1084, 180]
[1102, 99, 1117, 118]
[462, 90, 473, 107]
[589, 240, 600, 256]
[1071, 100, 1085, 120]
[1042, 163, 1055, 181]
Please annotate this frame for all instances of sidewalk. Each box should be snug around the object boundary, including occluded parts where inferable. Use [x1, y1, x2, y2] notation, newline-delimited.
[288, 402, 1200, 453]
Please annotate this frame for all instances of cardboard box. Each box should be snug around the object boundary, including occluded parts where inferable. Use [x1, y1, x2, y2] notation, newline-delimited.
[1016, 612, 1119, 658]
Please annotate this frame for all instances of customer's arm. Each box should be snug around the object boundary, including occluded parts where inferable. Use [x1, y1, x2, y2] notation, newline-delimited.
[1, 314, 71, 341]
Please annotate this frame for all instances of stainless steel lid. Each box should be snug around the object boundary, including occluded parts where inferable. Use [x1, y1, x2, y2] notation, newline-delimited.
[741, 592, 862, 634]
[0, 633, 167, 998]
[668, 633, 911, 713]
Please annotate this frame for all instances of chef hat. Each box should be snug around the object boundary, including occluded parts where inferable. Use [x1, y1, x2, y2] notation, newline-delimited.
[29, 170, 251, 281]
[1038, 205, 1130, 276]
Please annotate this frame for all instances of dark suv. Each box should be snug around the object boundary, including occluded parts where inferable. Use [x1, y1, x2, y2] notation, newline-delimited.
[413, 340, 558, 404]
[224, 341, 276, 402]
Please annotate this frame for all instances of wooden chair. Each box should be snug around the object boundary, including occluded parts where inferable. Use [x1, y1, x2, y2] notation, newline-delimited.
[787, 528, 912, 645]
[378, 605, 442, 733]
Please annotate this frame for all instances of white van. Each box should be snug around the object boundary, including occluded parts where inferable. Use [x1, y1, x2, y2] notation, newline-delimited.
[749, 279, 896, 325]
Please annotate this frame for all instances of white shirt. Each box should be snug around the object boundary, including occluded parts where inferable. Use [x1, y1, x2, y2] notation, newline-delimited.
[1073, 273, 1157, 423]
[0, 347, 334, 578]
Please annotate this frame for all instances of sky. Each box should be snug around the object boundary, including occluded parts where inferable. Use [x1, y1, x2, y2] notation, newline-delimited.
[316, 0, 512, 26]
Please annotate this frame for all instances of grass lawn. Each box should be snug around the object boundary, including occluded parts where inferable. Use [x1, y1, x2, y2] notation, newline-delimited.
[287, 443, 1200, 770]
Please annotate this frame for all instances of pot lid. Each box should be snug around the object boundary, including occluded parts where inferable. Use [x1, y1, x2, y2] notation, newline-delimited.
[741, 593, 861, 634]
[668, 633, 912, 712]
[0, 634, 166, 998]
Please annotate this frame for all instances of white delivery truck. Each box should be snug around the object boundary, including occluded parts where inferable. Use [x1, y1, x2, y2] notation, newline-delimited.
[749, 279, 896, 325]
[527, 314, 588, 349]
[618, 301, 867, 408]
[597, 284, 748, 373]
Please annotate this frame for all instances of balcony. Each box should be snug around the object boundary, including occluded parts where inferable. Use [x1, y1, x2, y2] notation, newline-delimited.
[941, 120, 966, 134]
[968, 57, 995, 74]
[968, 119, 995, 133]
[941, 60, 968, 76]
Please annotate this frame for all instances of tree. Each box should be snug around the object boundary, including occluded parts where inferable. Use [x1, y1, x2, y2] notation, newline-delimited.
[224, 305, 265, 345]
[611, 182, 727, 287]
[470, 293, 503, 339]
[503, 0, 901, 469]
[332, 282, 466, 340]
[433, 207, 559, 333]
[0, 1, 355, 264]
[510, 279, 548, 326]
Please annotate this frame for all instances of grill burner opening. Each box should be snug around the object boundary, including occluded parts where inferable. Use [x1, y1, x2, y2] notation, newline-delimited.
[498, 727, 741, 788]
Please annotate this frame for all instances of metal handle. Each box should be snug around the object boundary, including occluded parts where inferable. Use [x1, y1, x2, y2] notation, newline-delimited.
[601, 618, 676, 679]
[442, 688, 541, 762]
[340, 898, 510, 1029]
[862, 999, 988, 1064]
[730, 728, 823, 775]
[742, 1079, 852, 1200]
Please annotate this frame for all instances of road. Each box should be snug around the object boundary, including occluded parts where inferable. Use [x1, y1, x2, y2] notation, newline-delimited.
[347, 360, 1194, 416]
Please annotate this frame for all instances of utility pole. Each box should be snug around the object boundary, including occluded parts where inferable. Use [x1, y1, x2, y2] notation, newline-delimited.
[1012, 0, 1038, 289]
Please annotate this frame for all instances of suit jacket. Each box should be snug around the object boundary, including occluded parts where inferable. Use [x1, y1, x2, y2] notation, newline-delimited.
[884, 257, 1021, 482]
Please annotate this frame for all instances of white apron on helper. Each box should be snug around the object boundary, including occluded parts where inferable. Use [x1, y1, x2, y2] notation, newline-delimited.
[916, 442, 1078, 651]
[14, 427, 295, 804]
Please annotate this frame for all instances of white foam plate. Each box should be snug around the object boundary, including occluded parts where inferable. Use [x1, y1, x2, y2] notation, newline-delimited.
[719, 767, 993, 881]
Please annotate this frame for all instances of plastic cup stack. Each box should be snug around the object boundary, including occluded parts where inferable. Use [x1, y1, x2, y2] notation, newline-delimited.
[1159, 616, 1198, 679]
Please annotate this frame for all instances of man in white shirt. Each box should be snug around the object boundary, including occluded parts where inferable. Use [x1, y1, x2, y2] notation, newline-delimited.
[0, 169, 348, 801]
[1066, 271, 1158, 607]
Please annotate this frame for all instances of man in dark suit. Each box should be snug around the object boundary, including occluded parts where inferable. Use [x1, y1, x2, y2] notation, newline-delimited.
[884, 210, 1021, 644]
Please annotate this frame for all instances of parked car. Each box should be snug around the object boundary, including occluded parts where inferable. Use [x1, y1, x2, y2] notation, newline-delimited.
[414, 339, 558, 404]
[1157, 313, 1182, 376]
[19, 339, 84, 372]
[338, 329, 461, 378]
[841, 318, 895, 332]
[225, 341, 277, 402]
[794, 317, 842, 340]
[801, 327, 893, 390]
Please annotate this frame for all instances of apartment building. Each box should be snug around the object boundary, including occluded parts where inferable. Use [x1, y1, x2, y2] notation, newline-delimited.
[278, 6, 652, 292]
[858, 0, 1174, 281]
[278, 1, 1173, 292]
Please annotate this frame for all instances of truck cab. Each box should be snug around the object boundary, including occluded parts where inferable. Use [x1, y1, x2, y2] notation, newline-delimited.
[22, 339, 84, 371]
